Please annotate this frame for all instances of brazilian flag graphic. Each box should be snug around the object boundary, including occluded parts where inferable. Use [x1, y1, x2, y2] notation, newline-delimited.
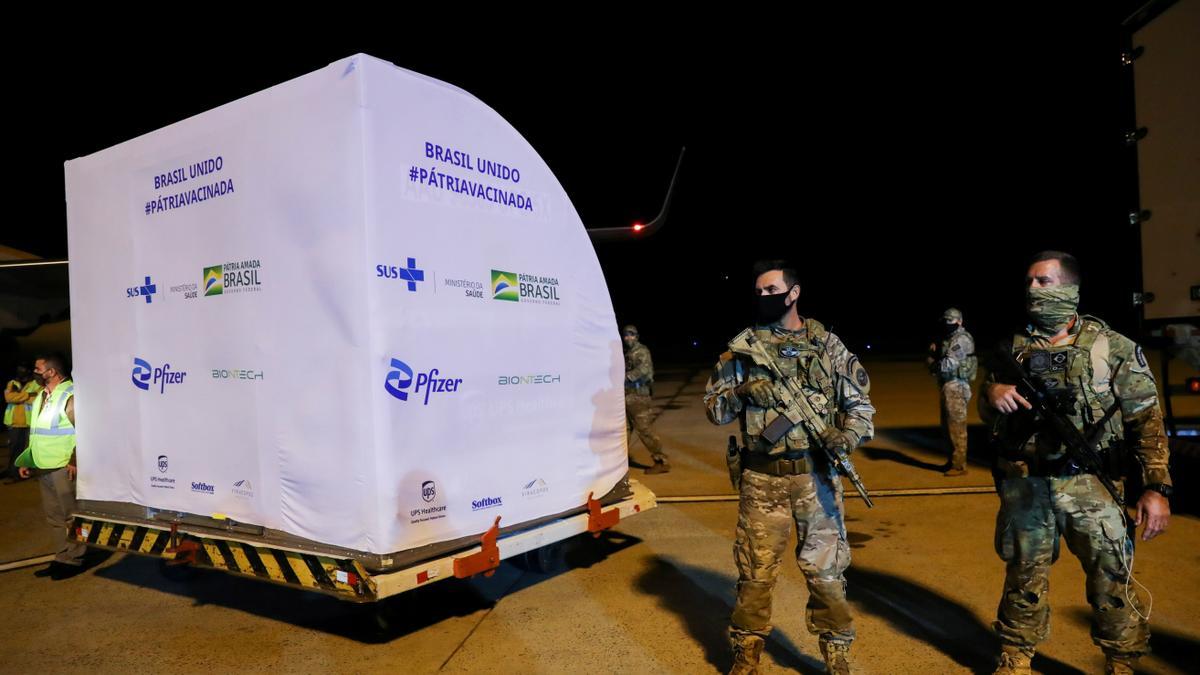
[491, 270, 519, 302]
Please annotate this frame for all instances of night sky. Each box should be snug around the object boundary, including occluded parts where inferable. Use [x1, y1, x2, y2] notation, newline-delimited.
[4, 8, 1154, 360]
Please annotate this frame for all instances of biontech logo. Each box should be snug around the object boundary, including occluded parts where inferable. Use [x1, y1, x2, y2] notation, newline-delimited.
[212, 369, 265, 381]
[498, 374, 561, 386]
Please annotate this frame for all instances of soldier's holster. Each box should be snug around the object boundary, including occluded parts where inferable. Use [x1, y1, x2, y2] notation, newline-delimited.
[727, 436, 743, 490]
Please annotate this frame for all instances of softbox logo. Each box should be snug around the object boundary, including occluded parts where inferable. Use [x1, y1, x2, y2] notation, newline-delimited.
[157, 455, 169, 473]
[421, 480, 436, 503]
[472, 496, 503, 512]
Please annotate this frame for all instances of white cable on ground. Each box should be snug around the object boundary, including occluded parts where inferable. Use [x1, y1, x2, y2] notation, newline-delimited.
[1119, 510, 1154, 622]
[0, 554, 56, 573]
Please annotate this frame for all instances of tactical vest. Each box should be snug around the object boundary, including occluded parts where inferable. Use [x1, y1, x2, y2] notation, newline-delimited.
[741, 321, 837, 454]
[1004, 317, 1123, 462]
[15, 380, 76, 470]
[624, 343, 654, 396]
[940, 330, 977, 382]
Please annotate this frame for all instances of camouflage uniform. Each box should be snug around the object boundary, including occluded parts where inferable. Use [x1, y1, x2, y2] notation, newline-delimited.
[930, 313, 977, 472]
[625, 337, 666, 464]
[987, 315, 1171, 661]
[705, 319, 875, 651]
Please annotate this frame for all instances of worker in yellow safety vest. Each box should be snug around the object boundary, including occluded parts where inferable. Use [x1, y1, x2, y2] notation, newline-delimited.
[4, 364, 41, 479]
[15, 354, 88, 580]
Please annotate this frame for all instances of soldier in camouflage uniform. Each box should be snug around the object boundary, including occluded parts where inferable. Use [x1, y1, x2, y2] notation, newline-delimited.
[624, 325, 669, 474]
[983, 252, 1172, 675]
[705, 260, 875, 675]
[927, 307, 977, 476]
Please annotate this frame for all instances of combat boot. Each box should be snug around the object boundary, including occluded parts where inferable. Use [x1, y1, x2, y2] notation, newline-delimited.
[992, 645, 1033, 675]
[729, 634, 764, 675]
[1104, 653, 1137, 675]
[645, 459, 670, 474]
[819, 639, 851, 674]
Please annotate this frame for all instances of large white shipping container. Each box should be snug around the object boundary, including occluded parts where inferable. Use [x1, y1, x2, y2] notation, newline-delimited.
[65, 54, 628, 556]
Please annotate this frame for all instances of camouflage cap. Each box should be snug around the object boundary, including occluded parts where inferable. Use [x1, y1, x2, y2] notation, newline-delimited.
[622, 324, 639, 337]
[943, 308, 962, 322]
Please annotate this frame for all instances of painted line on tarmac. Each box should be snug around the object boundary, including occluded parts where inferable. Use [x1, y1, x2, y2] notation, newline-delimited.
[0, 554, 56, 572]
[658, 485, 996, 503]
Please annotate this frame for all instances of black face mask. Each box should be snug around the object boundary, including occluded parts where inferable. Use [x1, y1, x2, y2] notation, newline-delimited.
[756, 287, 796, 323]
[33, 372, 47, 386]
[942, 322, 959, 336]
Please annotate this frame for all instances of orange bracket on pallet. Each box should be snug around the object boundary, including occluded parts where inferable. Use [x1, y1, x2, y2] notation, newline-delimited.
[164, 523, 200, 566]
[453, 516, 502, 579]
[586, 491, 620, 537]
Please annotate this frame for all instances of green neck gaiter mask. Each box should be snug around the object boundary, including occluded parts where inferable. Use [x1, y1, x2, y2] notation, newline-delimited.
[1026, 285, 1080, 333]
